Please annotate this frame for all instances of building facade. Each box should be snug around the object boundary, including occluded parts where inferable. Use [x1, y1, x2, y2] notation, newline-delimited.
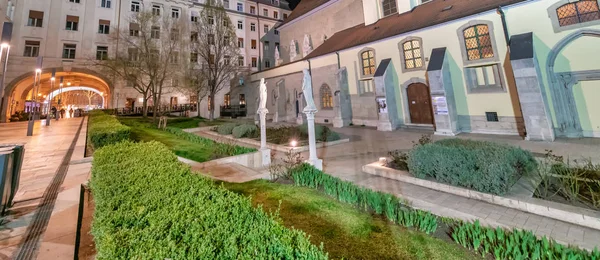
[249, 0, 600, 141]
[0, 0, 291, 121]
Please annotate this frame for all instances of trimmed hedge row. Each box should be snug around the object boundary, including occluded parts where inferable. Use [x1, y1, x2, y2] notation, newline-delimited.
[298, 124, 341, 142]
[90, 141, 327, 259]
[232, 124, 257, 138]
[87, 110, 130, 150]
[216, 123, 238, 135]
[408, 139, 537, 195]
[163, 126, 256, 156]
[290, 164, 598, 259]
[290, 164, 438, 234]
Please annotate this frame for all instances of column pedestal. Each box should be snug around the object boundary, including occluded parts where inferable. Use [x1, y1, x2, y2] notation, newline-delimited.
[258, 108, 271, 167]
[303, 109, 322, 170]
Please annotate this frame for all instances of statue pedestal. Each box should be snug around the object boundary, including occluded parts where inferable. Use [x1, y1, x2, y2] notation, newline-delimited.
[258, 108, 271, 167]
[303, 108, 322, 171]
[296, 115, 304, 125]
[377, 112, 394, 131]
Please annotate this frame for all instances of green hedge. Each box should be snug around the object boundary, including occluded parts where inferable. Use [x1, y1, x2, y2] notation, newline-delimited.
[298, 124, 341, 142]
[408, 139, 537, 195]
[216, 123, 238, 135]
[232, 124, 257, 138]
[88, 111, 130, 150]
[163, 126, 256, 156]
[290, 164, 438, 234]
[90, 141, 327, 259]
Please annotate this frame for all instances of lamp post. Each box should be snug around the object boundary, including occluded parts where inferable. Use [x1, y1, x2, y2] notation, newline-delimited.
[27, 56, 42, 136]
[45, 69, 55, 126]
[0, 22, 13, 123]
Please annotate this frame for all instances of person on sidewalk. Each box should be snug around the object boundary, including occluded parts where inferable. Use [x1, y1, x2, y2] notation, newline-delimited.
[69, 108, 74, 118]
[60, 108, 65, 119]
[51, 106, 57, 120]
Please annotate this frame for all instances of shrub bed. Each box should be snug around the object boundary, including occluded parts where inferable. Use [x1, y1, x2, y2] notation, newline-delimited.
[408, 139, 537, 195]
[163, 126, 256, 157]
[290, 164, 438, 234]
[90, 141, 327, 259]
[298, 124, 341, 142]
[232, 124, 258, 138]
[216, 123, 238, 135]
[87, 110, 130, 150]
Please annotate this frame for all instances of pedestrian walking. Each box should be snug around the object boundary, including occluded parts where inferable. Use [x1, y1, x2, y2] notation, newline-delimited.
[60, 108, 65, 119]
[69, 108, 74, 118]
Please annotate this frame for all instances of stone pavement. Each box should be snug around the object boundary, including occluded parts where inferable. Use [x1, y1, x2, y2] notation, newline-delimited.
[196, 124, 600, 251]
[0, 118, 90, 260]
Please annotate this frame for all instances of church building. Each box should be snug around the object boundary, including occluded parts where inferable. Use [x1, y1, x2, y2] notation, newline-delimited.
[243, 0, 600, 141]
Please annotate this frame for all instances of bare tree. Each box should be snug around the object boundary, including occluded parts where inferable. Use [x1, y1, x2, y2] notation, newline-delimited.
[92, 11, 185, 119]
[177, 61, 208, 118]
[83, 90, 97, 106]
[191, 0, 240, 120]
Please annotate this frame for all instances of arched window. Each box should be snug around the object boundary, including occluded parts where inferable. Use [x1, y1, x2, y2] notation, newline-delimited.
[360, 49, 376, 76]
[556, 0, 600, 27]
[382, 0, 397, 17]
[401, 38, 423, 70]
[462, 24, 493, 61]
[320, 84, 333, 109]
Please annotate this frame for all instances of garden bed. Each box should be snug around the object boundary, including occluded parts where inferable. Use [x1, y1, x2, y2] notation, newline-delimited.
[200, 123, 349, 153]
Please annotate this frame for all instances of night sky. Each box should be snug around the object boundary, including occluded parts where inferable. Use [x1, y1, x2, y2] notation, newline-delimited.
[288, 0, 301, 10]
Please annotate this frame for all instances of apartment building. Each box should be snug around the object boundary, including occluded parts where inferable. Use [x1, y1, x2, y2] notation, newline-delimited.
[0, 0, 291, 121]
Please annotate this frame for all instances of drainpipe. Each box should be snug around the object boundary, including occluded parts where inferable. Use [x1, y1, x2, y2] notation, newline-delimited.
[257, 2, 262, 71]
[335, 51, 340, 69]
[497, 6, 510, 46]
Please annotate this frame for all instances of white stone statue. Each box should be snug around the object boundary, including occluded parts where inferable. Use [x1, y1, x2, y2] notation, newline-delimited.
[259, 78, 267, 111]
[274, 45, 280, 62]
[302, 69, 317, 111]
[302, 34, 313, 57]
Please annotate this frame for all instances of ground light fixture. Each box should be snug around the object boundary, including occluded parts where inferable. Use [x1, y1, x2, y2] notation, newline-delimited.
[290, 140, 298, 147]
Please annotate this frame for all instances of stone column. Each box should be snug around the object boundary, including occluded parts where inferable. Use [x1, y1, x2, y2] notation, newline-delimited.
[303, 108, 322, 170]
[333, 67, 352, 128]
[257, 108, 271, 167]
[427, 47, 459, 136]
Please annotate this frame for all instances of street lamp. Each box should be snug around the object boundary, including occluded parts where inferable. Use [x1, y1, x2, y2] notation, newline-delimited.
[0, 22, 13, 123]
[27, 56, 43, 136]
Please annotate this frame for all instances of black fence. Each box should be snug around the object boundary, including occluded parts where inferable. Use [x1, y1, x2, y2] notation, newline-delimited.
[112, 104, 198, 116]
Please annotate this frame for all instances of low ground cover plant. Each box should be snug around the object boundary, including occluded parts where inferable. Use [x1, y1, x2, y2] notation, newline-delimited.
[87, 110, 130, 150]
[408, 139, 537, 195]
[232, 124, 258, 138]
[90, 141, 327, 259]
[216, 122, 238, 135]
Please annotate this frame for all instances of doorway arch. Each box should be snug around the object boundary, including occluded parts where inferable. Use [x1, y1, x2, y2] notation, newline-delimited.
[546, 29, 600, 137]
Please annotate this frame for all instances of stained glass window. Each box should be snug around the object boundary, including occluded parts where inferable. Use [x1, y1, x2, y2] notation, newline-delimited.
[463, 25, 494, 61]
[361, 50, 376, 76]
[556, 0, 600, 26]
[320, 84, 333, 109]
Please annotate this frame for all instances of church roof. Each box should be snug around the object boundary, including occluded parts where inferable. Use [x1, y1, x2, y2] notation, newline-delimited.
[278, 0, 330, 27]
[303, 0, 527, 60]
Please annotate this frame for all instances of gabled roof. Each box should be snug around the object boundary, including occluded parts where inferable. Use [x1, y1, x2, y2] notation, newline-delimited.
[253, 0, 292, 11]
[277, 0, 330, 28]
[303, 0, 527, 60]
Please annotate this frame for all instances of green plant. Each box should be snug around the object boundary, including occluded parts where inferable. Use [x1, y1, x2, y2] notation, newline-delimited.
[87, 110, 131, 150]
[451, 220, 599, 259]
[163, 126, 256, 157]
[408, 139, 537, 195]
[290, 164, 438, 234]
[216, 123, 238, 135]
[413, 134, 433, 147]
[232, 124, 258, 138]
[298, 124, 341, 142]
[90, 141, 327, 259]
[269, 148, 304, 181]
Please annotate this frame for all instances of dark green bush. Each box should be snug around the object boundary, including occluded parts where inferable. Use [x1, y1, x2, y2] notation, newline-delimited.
[452, 220, 599, 259]
[408, 139, 537, 195]
[290, 164, 438, 234]
[90, 141, 327, 259]
[216, 123, 238, 135]
[298, 124, 341, 142]
[88, 111, 130, 150]
[232, 124, 258, 138]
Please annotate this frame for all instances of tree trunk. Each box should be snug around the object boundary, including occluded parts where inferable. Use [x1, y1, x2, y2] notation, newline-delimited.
[142, 97, 148, 118]
[209, 93, 215, 121]
[197, 90, 203, 118]
[152, 92, 158, 124]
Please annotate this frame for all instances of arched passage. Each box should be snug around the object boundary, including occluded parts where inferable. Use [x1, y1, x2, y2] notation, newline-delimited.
[1, 67, 112, 122]
[546, 29, 600, 137]
[45, 87, 106, 107]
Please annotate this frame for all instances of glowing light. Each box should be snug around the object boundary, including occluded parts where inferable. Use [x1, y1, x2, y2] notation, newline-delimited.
[138, 97, 143, 102]
[51, 77, 55, 81]
[35, 69, 42, 73]
[379, 157, 387, 165]
[1, 43, 8, 48]
[37, 93, 42, 96]
[290, 140, 298, 147]
[67, 82, 71, 86]
[43, 95, 46, 98]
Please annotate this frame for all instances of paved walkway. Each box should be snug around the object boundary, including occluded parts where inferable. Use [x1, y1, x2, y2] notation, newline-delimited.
[0, 118, 90, 260]
[193, 125, 600, 251]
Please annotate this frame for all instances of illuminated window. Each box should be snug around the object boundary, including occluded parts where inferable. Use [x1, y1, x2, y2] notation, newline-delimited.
[360, 50, 376, 76]
[463, 24, 493, 61]
[556, 0, 600, 26]
[402, 39, 423, 69]
[320, 84, 333, 109]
